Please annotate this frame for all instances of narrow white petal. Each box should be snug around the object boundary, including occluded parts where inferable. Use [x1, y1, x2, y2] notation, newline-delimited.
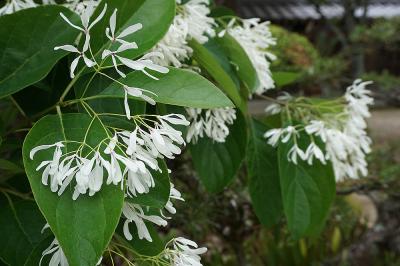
[30, 143, 59, 160]
[60, 12, 83, 31]
[117, 23, 143, 38]
[54, 45, 79, 53]
[88, 3, 108, 30]
[124, 90, 131, 120]
[69, 56, 81, 78]
[109, 9, 117, 38]
[123, 220, 133, 240]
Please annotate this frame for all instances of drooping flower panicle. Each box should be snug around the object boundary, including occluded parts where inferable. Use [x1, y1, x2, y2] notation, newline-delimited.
[163, 237, 208, 266]
[151, 0, 216, 67]
[264, 80, 374, 181]
[30, 114, 190, 200]
[222, 18, 276, 95]
[186, 107, 237, 143]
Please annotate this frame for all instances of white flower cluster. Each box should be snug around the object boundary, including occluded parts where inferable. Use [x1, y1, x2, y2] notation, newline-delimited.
[163, 237, 208, 266]
[264, 92, 293, 115]
[40, 238, 68, 266]
[120, 183, 207, 265]
[64, 0, 100, 15]
[151, 0, 215, 68]
[264, 80, 374, 181]
[222, 18, 276, 95]
[0, 0, 36, 15]
[0, 0, 100, 16]
[40, 224, 103, 266]
[30, 114, 189, 200]
[122, 202, 168, 242]
[186, 107, 237, 143]
[122, 182, 184, 242]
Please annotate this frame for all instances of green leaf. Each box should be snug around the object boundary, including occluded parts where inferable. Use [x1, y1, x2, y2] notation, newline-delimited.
[0, 197, 48, 266]
[189, 39, 247, 113]
[203, 38, 240, 89]
[278, 132, 335, 239]
[22, 114, 124, 266]
[190, 112, 247, 193]
[247, 119, 282, 227]
[217, 34, 259, 93]
[0, 6, 80, 98]
[81, 68, 233, 109]
[90, 0, 175, 60]
[74, 71, 146, 116]
[126, 160, 170, 209]
[272, 71, 301, 88]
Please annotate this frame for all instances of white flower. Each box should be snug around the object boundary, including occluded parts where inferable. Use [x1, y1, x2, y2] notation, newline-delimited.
[305, 120, 328, 142]
[122, 202, 167, 242]
[54, 37, 95, 78]
[40, 238, 68, 266]
[150, 0, 215, 67]
[178, 0, 216, 44]
[280, 126, 298, 143]
[264, 125, 299, 146]
[165, 237, 208, 266]
[164, 183, 185, 216]
[287, 144, 306, 164]
[40, 225, 103, 266]
[123, 85, 156, 119]
[264, 128, 284, 147]
[106, 9, 142, 48]
[151, 19, 192, 67]
[224, 18, 276, 95]
[102, 48, 169, 79]
[186, 107, 236, 143]
[264, 103, 281, 115]
[265, 93, 293, 115]
[304, 142, 326, 165]
[59, 1, 107, 43]
[63, 0, 100, 15]
[72, 152, 106, 200]
[0, 0, 36, 15]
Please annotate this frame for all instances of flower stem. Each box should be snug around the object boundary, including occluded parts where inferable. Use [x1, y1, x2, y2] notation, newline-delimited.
[9, 96, 28, 118]
[59, 68, 85, 103]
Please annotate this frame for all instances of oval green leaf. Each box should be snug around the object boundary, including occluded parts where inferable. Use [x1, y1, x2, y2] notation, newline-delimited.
[81, 68, 234, 109]
[189, 39, 247, 113]
[278, 132, 336, 239]
[190, 112, 247, 193]
[217, 34, 260, 93]
[23, 113, 124, 266]
[247, 119, 283, 227]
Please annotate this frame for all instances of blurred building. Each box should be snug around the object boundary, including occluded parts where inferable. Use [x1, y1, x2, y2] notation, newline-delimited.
[235, 0, 400, 21]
